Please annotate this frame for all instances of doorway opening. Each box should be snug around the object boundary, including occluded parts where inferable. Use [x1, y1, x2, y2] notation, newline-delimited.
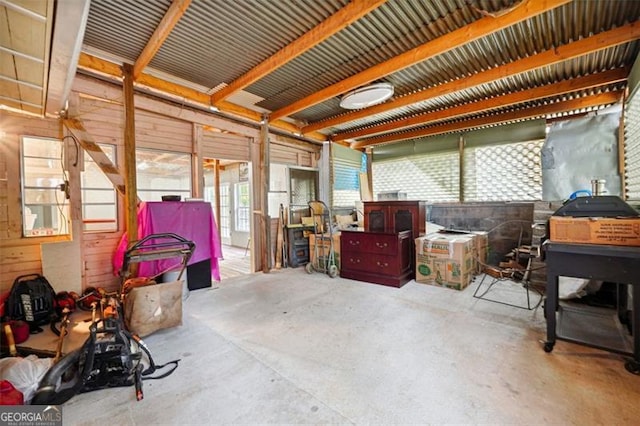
[204, 158, 252, 279]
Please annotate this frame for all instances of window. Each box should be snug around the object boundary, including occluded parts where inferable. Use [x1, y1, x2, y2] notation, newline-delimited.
[82, 144, 117, 232]
[332, 144, 366, 208]
[219, 183, 231, 238]
[21, 136, 70, 237]
[235, 182, 250, 232]
[136, 148, 191, 201]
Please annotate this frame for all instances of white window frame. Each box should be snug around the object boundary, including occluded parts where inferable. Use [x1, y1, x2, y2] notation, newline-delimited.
[81, 143, 118, 232]
[235, 182, 250, 232]
[20, 136, 70, 237]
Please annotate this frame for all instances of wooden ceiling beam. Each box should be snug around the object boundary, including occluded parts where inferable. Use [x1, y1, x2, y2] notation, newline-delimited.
[77, 53, 327, 142]
[333, 67, 628, 141]
[133, 0, 192, 80]
[351, 91, 622, 149]
[211, 0, 387, 106]
[305, 21, 640, 134]
[270, 0, 569, 121]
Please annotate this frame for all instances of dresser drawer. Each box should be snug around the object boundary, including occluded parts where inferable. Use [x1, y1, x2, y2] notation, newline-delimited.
[339, 230, 413, 288]
[342, 253, 402, 274]
[341, 232, 398, 255]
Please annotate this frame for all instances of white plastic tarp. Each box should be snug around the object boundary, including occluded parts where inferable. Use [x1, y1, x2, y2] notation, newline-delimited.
[541, 110, 622, 201]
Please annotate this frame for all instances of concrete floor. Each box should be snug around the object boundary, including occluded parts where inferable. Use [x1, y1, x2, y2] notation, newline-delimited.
[61, 269, 640, 425]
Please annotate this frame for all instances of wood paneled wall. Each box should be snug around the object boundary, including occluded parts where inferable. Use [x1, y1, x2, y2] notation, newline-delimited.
[74, 94, 194, 291]
[0, 112, 64, 292]
[0, 75, 321, 293]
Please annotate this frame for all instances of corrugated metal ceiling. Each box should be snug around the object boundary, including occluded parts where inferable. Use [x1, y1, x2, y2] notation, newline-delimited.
[74, 0, 640, 148]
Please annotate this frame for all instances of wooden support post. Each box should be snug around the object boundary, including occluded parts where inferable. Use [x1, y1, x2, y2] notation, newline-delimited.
[123, 63, 138, 246]
[459, 135, 465, 203]
[260, 114, 271, 272]
[214, 159, 221, 240]
[191, 123, 203, 198]
[365, 148, 373, 200]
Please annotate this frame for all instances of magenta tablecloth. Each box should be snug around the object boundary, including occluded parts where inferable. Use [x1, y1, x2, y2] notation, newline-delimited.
[113, 201, 222, 281]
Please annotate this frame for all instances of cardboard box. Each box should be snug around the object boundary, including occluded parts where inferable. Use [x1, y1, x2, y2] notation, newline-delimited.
[124, 280, 183, 337]
[309, 232, 341, 269]
[415, 233, 474, 290]
[471, 231, 489, 274]
[549, 216, 640, 246]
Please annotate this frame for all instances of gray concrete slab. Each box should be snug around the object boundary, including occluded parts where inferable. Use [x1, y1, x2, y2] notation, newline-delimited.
[60, 270, 640, 425]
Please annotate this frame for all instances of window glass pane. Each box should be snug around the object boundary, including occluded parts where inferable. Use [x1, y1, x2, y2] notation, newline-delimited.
[235, 182, 250, 232]
[219, 184, 230, 238]
[136, 149, 191, 202]
[23, 188, 63, 204]
[21, 137, 70, 237]
[81, 188, 116, 204]
[22, 159, 65, 187]
[82, 144, 118, 232]
[23, 139, 61, 158]
[83, 205, 117, 231]
[332, 149, 366, 208]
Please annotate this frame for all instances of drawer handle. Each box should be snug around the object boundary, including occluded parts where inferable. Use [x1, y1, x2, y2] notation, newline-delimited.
[349, 240, 360, 246]
[349, 258, 360, 264]
[375, 242, 388, 248]
[376, 261, 388, 267]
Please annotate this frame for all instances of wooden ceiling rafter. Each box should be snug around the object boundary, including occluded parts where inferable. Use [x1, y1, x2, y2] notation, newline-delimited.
[210, 0, 387, 106]
[305, 21, 640, 134]
[333, 67, 628, 142]
[133, 0, 192, 80]
[269, 0, 570, 121]
[351, 90, 622, 149]
[77, 53, 328, 143]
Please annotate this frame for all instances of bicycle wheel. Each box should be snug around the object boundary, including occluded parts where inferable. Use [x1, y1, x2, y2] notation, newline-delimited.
[31, 348, 83, 405]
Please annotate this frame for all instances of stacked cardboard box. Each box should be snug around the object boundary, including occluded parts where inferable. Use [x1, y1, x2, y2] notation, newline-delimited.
[471, 231, 489, 274]
[415, 233, 475, 290]
[422, 223, 489, 275]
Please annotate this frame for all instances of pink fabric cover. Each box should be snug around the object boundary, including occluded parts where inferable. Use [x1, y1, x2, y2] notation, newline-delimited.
[114, 201, 222, 281]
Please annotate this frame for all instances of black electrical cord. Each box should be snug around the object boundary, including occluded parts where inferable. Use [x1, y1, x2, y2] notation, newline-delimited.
[61, 134, 80, 167]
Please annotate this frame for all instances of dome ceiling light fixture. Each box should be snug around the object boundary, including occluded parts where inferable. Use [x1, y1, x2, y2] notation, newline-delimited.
[339, 82, 394, 109]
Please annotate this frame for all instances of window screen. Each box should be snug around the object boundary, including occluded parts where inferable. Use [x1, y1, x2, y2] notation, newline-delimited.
[372, 151, 459, 202]
[463, 140, 543, 202]
[625, 91, 640, 201]
[372, 140, 543, 202]
[331, 144, 366, 208]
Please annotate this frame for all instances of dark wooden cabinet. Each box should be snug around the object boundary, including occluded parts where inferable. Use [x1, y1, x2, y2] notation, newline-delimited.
[286, 225, 314, 267]
[340, 230, 413, 288]
[363, 200, 426, 241]
[363, 201, 426, 281]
